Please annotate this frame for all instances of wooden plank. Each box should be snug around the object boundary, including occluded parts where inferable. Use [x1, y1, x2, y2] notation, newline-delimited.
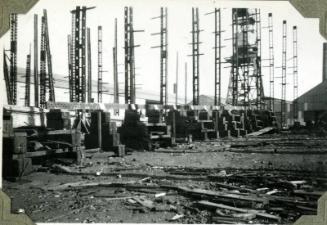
[197, 200, 281, 222]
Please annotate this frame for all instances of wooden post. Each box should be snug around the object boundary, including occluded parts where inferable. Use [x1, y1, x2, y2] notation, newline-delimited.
[97, 110, 102, 150]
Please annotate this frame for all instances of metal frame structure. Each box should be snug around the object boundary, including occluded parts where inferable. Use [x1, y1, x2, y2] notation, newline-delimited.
[3, 50, 12, 104]
[293, 26, 298, 120]
[281, 20, 287, 128]
[87, 27, 92, 103]
[10, 13, 17, 105]
[34, 14, 39, 107]
[98, 25, 103, 103]
[175, 52, 179, 105]
[226, 8, 264, 109]
[39, 9, 55, 108]
[113, 18, 119, 106]
[40, 13, 47, 108]
[214, 8, 222, 106]
[124, 7, 141, 104]
[191, 8, 201, 105]
[70, 6, 95, 103]
[268, 13, 275, 111]
[151, 7, 168, 106]
[25, 53, 31, 107]
[68, 35, 74, 102]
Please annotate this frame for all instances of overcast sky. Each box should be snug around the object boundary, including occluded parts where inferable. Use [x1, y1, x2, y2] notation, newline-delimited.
[0, 0, 326, 105]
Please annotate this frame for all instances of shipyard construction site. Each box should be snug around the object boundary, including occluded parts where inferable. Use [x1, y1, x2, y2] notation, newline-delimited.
[2, 2, 327, 224]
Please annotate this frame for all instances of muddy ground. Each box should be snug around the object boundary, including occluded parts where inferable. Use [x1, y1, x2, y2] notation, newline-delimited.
[3, 133, 327, 223]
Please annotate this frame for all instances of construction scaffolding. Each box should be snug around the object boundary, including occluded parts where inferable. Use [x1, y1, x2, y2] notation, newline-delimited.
[268, 13, 274, 111]
[214, 8, 222, 106]
[226, 8, 264, 109]
[281, 20, 287, 128]
[34, 14, 39, 107]
[24, 53, 31, 107]
[151, 7, 168, 106]
[10, 13, 17, 105]
[124, 7, 140, 104]
[3, 50, 12, 104]
[87, 27, 92, 103]
[39, 9, 55, 108]
[191, 8, 202, 106]
[293, 26, 298, 120]
[70, 6, 95, 103]
[98, 25, 103, 103]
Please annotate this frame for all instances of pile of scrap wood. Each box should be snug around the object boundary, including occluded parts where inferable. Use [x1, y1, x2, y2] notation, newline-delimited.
[47, 164, 322, 224]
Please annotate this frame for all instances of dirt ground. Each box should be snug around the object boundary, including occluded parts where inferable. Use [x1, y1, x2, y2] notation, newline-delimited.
[3, 133, 327, 223]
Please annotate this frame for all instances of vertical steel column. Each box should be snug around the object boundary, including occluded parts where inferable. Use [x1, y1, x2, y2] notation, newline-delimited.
[34, 14, 39, 107]
[10, 13, 17, 105]
[81, 7, 87, 103]
[160, 7, 168, 106]
[293, 26, 298, 120]
[268, 13, 274, 111]
[87, 28, 92, 102]
[25, 53, 31, 107]
[113, 18, 119, 106]
[3, 51, 12, 104]
[74, 7, 81, 102]
[255, 9, 263, 109]
[281, 20, 287, 128]
[129, 7, 136, 104]
[40, 15, 47, 108]
[68, 35, 73, 102]
[175, 52, 179, 105]
[70, 12, 76, 102]
[192, 8, 200, 105]
[98, 25, 103, 103]
[124, 7, 129, 104]
[43, 9, 55, 102]
[214, 8, 222, 106]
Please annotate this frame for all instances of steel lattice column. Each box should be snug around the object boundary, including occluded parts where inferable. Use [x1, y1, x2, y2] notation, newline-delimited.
[10, 13, 17, 105]
[98, 25, 103, 103]
[281, 20, 287, 128]
[192, 8, 200, 105]
[214, 8, 222, 106]
[25, 54, 31, 107]
[268, 13, 275, 111]
[293, 26, 298, 120]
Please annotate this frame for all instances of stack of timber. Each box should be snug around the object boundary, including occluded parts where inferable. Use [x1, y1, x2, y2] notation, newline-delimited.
[146, 109, 173, 148]
[118, 109, 151, 151]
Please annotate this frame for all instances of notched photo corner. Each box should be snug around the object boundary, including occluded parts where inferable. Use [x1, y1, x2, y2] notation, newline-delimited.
[1, 0, 327, 224]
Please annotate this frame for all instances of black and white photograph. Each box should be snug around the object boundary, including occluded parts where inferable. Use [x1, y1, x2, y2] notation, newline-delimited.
[1, 0, 327, 223]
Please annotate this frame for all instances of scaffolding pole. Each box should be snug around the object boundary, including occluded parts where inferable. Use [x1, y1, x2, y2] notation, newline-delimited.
[3, 50, 12, 104]
[175, 52, 179, 105]
[10, 13, 17, 105]
[68, 35, 73, 102]
[268, 13, 274, 111]
[281, 20, 287, 128]
[192, 8, 201, 105]
[40, 14, 47, 108]
[293, 26, 298, 120]
[213, 8, 222, 106]
[98, 25, 103, 103]
[113, 18, 119, 106]
[24, 53, 31, 107]
[124, 7, 142, 104]
[87, 27, 92, 103]
[43, 9, 55, 102]
[34, 14, 39, 107]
